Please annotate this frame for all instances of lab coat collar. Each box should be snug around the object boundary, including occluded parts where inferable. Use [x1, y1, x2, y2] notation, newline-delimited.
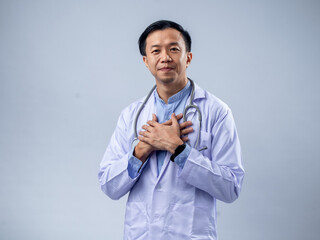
[192, 80, 206, 101]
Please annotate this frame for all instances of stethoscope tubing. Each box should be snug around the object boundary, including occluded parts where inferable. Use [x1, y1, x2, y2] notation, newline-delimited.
[133, 79, 205, 151]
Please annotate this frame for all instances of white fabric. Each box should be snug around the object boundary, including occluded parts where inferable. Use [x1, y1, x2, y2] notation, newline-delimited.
[98, 82, 245, 240]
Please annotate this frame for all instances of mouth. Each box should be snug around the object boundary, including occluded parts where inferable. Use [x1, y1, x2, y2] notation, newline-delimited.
[158, 67, 174, 72]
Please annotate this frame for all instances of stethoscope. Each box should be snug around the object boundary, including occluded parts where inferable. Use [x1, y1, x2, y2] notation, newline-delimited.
[132, 79, 207, 152]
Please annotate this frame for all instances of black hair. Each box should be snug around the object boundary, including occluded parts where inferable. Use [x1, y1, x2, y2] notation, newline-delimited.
[138, 20, 192, 56]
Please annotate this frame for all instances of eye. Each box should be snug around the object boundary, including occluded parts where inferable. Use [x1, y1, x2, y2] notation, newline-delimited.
[151, 49, 160, 54]
[170, 47, 180, 52]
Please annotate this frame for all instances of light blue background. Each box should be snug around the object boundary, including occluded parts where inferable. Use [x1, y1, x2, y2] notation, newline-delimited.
[1, 0, 319, 239]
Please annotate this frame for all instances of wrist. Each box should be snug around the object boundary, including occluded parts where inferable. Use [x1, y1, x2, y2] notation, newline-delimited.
[168, 138, 184, 154]
[134, 143, 152, 163]
[170, 142, 187, 162]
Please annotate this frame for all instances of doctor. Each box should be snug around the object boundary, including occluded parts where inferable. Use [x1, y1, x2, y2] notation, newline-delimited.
[99, 20, 245, 240]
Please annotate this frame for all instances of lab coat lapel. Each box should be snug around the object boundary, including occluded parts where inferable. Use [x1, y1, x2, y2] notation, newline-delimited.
[184, 81, 205, 122]
[149, 152, 158, 179]
[184, 103, 198, 149]
[156, 151, 170, 181]
[184, 82, 206, 149]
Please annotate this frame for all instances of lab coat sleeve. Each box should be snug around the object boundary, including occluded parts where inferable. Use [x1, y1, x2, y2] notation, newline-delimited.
[98, 109, 143, 200]
[178, 108, 245, 203]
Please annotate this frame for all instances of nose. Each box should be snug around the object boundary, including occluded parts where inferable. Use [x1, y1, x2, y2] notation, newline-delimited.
[160, 51, 172, 62]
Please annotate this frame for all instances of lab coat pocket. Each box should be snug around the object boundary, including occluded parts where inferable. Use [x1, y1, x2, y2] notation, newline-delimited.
[124, 202, 148, 239]
[166, 203, 215, 239]
[199, 131, 212, 158]
[166, 203, 193, 239]
[192, 206, 215, 237]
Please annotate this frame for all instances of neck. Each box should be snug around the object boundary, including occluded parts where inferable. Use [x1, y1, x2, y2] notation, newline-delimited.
[156, 77, 188, 104]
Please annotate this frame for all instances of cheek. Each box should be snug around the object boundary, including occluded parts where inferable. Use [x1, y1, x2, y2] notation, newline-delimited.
[177, 59, 187, 70]
[150, 62, 157, 71]
[179, 56, 188, 65]
[153, 60, 162, 71]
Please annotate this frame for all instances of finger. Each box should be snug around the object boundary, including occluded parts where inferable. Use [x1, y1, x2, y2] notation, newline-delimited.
[163, 113, 183, 125]
[139, 130, 150, 137]
[171, 113, 179, 126]
[141, 125, 151, 132]
[152, 113, 158, 122]
[138, 136, 149, 144]
[147, 120, 160, 127]
[179, 121, 193, 129]
[181, 136, 189, 142]
[176, 113, 183, 120]
[181, 127, 194, 135]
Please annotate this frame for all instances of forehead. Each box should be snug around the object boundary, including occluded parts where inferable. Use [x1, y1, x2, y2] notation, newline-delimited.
[145, 28, 186, 48]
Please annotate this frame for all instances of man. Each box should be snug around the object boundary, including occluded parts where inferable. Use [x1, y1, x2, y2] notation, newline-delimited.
[99, 20, 244, 240]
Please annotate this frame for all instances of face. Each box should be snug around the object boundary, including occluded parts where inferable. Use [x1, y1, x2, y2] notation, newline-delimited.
[143, 28, 192, 86]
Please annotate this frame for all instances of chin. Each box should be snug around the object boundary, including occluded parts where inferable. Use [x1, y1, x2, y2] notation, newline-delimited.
[156, 76, 176, 84]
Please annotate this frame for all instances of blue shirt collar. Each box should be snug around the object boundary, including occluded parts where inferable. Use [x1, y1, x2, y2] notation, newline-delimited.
[154, 80, 191, 104]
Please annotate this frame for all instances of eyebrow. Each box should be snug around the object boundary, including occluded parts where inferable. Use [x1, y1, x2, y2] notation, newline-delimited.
[150, 42, 180, 49]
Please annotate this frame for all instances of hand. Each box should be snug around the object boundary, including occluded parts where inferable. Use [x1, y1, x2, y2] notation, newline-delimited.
[162, 113, 193, 142]
[133, 114, 158, 163]
[139, 113, 193, 154]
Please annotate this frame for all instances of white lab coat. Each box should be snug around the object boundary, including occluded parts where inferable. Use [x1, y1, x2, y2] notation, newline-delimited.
[99, 82, 245, 240]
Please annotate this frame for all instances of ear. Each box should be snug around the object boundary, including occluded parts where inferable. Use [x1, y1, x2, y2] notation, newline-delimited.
[186, 52, 192, 68]
[143, 56, 149, 68]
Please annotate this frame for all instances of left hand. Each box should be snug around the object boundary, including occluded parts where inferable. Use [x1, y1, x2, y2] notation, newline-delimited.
[138, 113, 184, 154]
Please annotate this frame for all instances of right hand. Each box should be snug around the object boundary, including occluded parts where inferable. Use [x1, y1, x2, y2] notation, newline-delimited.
[133, 114, 158, 163]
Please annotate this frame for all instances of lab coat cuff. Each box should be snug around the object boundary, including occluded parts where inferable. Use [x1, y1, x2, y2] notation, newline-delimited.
[127, 148, 148, 179]
[174, 144, 191, 170]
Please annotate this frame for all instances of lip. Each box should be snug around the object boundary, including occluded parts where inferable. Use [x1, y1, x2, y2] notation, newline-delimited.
[158, 67, 174, 72]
